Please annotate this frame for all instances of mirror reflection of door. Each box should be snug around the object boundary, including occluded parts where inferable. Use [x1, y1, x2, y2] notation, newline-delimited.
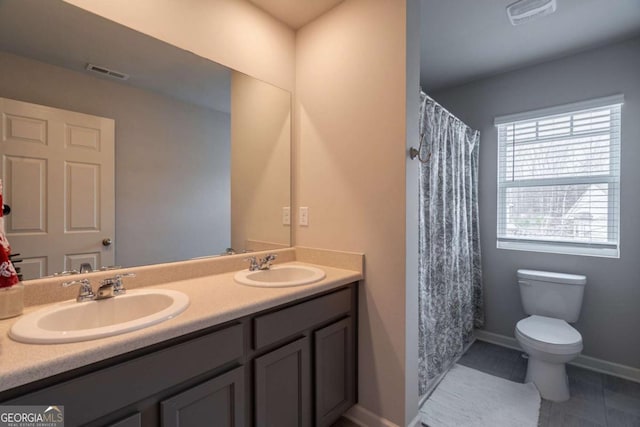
[0, 97, 115, 280]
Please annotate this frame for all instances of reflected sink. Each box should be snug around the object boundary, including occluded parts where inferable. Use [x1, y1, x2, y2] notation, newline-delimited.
[234, 265, 326, 288]
[9, 289, 189, 344]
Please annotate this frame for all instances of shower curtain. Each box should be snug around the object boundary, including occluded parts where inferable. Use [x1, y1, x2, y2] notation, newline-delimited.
[418, 92, 484, 396]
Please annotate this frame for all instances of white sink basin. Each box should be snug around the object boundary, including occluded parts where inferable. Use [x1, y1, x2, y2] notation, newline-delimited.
[234, 265, 326, 288]
[9, 289, 189, 344]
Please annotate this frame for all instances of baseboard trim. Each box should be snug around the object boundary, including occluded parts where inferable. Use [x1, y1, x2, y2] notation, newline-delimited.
[474, 329, 640, 383]
[474, 330, 521, 351]
[344, 404, 401, 427]
[343, 404, 422, 427]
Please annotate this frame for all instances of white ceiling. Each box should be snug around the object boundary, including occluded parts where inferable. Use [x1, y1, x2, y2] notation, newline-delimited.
[421, 0, 640, 91]
[248, 0, 344, 28]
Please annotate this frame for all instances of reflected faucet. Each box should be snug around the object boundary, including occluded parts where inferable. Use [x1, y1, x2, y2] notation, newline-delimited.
[244, 253, 278, 271]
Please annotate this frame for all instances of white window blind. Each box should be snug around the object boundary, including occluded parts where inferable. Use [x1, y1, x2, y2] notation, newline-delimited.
[495, 95, 623, 257]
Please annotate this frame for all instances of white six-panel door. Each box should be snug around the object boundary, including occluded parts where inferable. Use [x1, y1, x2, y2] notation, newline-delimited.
[0, 97, 115, 280]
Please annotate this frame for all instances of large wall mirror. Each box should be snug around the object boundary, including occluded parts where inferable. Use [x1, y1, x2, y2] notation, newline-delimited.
[0, 0, 292, 280]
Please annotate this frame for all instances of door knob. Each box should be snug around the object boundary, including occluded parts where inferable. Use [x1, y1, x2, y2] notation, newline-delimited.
[102, 238, 113, 247]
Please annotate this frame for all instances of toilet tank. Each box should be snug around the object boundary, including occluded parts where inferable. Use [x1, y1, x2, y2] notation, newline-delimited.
[517, 269, 586, 322]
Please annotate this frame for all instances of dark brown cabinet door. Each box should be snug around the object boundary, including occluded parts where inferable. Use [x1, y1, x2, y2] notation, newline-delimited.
[254, 337, 311, 427]
[161, 367, 245, 427]
[314, 317, 355, 427]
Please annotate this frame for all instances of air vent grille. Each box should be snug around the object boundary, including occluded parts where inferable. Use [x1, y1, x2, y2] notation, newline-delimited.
[85, 63, 129, 80]
[507, 0, 557, 26]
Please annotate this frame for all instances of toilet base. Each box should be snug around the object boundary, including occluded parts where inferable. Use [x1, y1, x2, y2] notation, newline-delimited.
[525, 357, 570, 402]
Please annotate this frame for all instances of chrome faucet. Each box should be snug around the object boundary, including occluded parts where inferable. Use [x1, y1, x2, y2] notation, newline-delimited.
[245, 256, 260, 271]
[259, 253, 277, 270]
[244, 253, 278, 271]
[62, 279, 96, 302]
[97, 273, 136, 299]
[62, 272, 135, 302]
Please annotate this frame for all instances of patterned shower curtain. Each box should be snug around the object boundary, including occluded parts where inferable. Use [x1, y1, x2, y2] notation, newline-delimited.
[418, 92, 484, 396]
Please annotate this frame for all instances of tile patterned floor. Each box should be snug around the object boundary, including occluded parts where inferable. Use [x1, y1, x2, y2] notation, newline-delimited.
[332, 341, 640, 426]
[457, 341, 640, 427]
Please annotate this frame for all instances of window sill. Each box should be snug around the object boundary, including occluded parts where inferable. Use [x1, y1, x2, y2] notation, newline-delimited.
[496, 240, 619, 258]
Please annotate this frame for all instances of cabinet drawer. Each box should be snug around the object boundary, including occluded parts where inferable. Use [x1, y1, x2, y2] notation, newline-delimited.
[253, 288, 351, 349]
[6, 323, 244, 425]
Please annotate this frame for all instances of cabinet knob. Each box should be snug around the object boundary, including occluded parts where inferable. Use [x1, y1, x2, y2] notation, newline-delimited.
[102, 238, 113, 247]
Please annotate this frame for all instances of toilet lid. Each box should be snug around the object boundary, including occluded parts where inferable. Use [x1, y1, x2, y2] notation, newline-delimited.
[516, 315, 582, 346]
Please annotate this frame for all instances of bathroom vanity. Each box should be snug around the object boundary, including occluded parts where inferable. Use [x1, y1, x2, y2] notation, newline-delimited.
[0, 254, 361, 427]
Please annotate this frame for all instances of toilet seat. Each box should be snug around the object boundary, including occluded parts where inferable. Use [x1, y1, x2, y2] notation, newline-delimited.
[516, 315, 583, 355]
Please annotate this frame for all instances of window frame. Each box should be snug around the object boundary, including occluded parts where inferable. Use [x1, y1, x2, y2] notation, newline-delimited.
[494, 95, 624, 258]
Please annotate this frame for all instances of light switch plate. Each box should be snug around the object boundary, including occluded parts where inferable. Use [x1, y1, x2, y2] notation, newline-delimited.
[282, 207, 291, 225]
[299, 207, 309, 226]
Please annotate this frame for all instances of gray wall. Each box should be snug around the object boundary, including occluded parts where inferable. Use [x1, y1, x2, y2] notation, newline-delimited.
[431, 37, 640, 368]
[405, 0, 421, 417]
[0, 51, 231, 269]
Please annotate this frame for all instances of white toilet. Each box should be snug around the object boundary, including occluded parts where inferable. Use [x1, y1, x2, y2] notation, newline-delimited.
[515, 269, 586, 402]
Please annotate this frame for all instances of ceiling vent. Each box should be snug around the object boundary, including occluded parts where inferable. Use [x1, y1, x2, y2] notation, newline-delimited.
[85, 63, 129, 81]
[506, 0, 557, 26]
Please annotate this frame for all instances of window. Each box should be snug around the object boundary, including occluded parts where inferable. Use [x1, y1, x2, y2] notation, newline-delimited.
[495, 95, 623, 257]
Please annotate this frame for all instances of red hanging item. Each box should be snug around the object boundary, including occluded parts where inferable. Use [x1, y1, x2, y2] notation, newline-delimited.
[0, 180, 19, 289]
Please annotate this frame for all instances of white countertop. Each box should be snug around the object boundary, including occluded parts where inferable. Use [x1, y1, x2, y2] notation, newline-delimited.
[0, 261, 361, 392]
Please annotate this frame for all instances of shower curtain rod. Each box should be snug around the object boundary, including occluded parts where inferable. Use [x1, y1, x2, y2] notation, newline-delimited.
[423, 93, 467, 125]
[410, 93, 473, 161]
